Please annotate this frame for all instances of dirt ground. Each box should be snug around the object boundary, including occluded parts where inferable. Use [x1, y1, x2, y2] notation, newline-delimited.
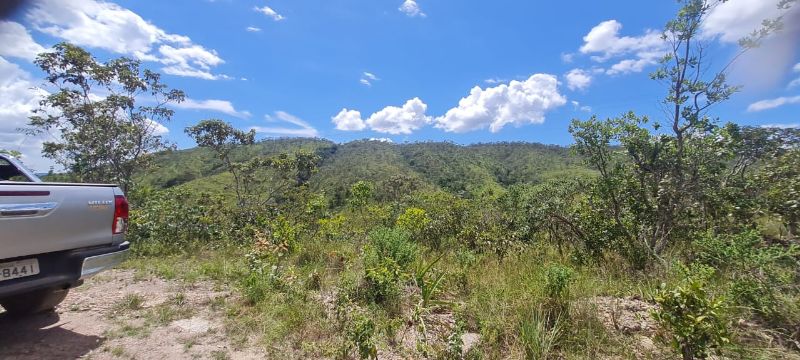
[0, 269, 265, 360]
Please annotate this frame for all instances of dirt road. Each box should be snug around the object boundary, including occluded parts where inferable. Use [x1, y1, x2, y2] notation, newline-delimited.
[0, 269, 265, 360]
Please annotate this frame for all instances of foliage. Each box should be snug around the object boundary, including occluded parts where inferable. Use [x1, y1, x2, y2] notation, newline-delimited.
[185, 119, 256, 204]
[652, 265, 729, 360]
[347, 313, 378, 360]
[543, 264, 574, 317]
[693, 230, 800, 322]
[349, 180, 374, 209]
[413, 255, 446, 309]
[395, 207, 430, 237]
[127, 187, 231, 255]
[0, 149, 22, 159]
[362, 227, 417, 303]
[519, 308, 563, 360]
[26, 43, 184, 191]
[757, 148, 800, 237]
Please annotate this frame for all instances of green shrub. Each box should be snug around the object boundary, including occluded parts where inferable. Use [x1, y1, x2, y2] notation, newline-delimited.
[362, 227, 417, 303]
[544, 264, 574, 316]
[128, 188, 232, 255]
[396, 207, 430, 238]
[347, 312, 378, 360]
[693, 230, 799, 322]
[652, 265, 729, 360]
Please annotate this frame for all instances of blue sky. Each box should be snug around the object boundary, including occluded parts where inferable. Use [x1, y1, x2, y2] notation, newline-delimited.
[1, 0, 799, 171]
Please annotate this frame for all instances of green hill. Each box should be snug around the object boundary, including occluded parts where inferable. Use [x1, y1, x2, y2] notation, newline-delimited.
[139, 138, 592, 198]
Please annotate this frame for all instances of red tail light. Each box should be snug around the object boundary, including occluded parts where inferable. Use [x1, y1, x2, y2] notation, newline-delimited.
[112, 195, 129, 234]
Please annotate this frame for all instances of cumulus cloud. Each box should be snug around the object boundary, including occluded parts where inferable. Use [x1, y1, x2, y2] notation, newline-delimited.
[254, 5, 285, 21]
[246, 26, 262, 32]
[332, 98, 431, 134]
[158, 44, 224, 80]
[332, 109, 366, 131]
[0, 56, 54, 172]
[747, 95, 800, 112]
[434, 74, 566, 133]
[399, 0, 426, 17]
[0, 21, 47, 61]
[565, 68, 592, 91]
[173, 98, 251, 118]
[367, 98, 431, 134]
[251, 111, 319, 137]
[25, 0, 225, 80]
[579, 19, 665, 75]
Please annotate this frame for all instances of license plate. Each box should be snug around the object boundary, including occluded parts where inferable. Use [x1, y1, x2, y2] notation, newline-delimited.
[0, 258, 40, 282]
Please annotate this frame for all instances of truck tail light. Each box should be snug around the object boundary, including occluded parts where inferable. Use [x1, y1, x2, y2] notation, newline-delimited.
[112, 195, 129, 234]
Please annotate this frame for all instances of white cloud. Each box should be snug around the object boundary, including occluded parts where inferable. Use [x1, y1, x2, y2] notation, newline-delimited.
[747, 95, 800, 112]
[173, 98, 251, 118]
[435, 74, 566, 133]
[760, 123, 799, 129]
[571, 100, 591, 112]
[484, 78, 507, 85]
[399, 0, 426, 17]
[254, 5, 285, 21]
[702, 0, 787, 43]
[25, 0, 225, 80]
[145, 119, 169, 136]
[246, 26, 262, 32]
[158, 44, 224, 80]
[790, 63, 800, 88]
[0, 56, 55, 172]
[565, 68, 592, 91]
[252, 111, 318, 137]
[368, 137, 393, 143]
[360, 72, 380, 86]
[332, 98, 431, 134]
[367, 98, 431, 134]
[0, 21, 47, 61]
[579, 19, 665, 75]
[561, 53, 574, 63]
[332, 109, 366, 131]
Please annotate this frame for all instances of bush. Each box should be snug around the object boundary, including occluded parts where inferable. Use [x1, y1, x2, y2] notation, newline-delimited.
[362, 227, 418, 303]
[395, 207, 430, 238]
[652, 265, 729, 360]
[543, 264, 574, 317]
[128, 188, 232, 255]
[693, 230, 800, 322]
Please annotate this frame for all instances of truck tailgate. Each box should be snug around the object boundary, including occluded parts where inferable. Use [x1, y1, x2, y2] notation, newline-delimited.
[0, 184, 117, 260]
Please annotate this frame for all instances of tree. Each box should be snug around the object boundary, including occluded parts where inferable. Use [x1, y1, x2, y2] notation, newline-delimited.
[185, 119, 256, 203]
[568, 0, 795, 262]
[186, 119, 321, 213]
[25, 43, 185, 192]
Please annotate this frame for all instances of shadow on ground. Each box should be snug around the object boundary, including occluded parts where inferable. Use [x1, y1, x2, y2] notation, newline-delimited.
[0, 309, 103, 360]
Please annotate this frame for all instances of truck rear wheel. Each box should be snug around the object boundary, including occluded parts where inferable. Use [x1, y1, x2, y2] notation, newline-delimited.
[0, 288, 69, 316]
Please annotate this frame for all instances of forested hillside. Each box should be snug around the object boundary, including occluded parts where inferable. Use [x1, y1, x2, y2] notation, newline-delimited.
[139, 139, 592, 200]
[9, 2, 800, 359]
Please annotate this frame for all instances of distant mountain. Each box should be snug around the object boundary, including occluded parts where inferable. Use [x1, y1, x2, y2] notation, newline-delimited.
[138, 138, 593, 199]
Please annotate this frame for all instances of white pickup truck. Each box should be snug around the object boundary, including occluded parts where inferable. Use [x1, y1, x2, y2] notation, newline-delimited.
[0, 154, 130, 315]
